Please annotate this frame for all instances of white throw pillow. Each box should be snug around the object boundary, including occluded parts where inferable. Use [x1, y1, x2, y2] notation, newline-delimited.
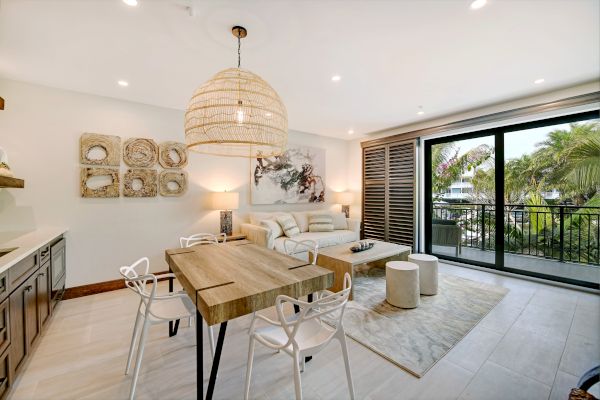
[260, 219, 283, 238]
[308, 214, 334, 232]
[249, 211, 290, 225]
[330, 211, 348, 230]
[249, 212, 273, 226]
[292, 211, 310, 233]
[276, 214, 300, 237]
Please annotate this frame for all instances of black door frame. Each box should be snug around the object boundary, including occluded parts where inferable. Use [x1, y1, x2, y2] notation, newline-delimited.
[424, 110, 599, 289]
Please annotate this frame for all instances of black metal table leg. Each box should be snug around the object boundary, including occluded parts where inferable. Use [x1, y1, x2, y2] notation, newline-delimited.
[197, 310, 203, 400]
[206, 321, 228, 400]
[294, 294, 314, 364]
[305, 293, 313, 362]
[168, 267, 180, 337]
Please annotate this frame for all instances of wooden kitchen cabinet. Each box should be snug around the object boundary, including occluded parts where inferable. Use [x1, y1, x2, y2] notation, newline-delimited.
[8, 261, 49, 379]
[24, 271, 41, 351]
[0, 299, 10, 357]
[37, 261, 51, 329]
[9, 275, 28, 378]
[8, 272, 40, 378]
[0, 347, 10, 400]
[1, 235, 64, 399]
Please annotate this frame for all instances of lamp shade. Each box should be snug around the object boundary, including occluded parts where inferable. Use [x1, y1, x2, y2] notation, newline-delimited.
[185, 68, 288, 158]
[335, 191, 354, 205]
[211, 191, 239, 210]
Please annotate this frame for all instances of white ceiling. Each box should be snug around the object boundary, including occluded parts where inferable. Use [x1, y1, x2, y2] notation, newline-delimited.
[1, 0, 598, 139]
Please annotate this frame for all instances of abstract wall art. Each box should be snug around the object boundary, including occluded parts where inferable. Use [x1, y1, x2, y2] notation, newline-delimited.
[251, 145, 326, 204]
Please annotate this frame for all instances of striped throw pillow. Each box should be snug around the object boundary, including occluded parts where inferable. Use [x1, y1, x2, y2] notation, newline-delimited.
[276, 214, 300, 237]
[308, 214, 334, 232]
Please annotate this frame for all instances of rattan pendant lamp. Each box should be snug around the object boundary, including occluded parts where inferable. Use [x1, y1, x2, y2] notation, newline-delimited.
[185, 26, 288, 157]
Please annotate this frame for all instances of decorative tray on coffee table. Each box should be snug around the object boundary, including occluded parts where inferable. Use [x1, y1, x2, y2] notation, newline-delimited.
[350, 241, 375, 253]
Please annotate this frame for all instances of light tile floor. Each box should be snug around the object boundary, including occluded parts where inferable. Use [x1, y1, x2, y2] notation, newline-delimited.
[7, 263, 600, 400]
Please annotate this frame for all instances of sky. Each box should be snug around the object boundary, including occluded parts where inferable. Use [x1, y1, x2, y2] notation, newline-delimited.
[451, 123, 573, 160]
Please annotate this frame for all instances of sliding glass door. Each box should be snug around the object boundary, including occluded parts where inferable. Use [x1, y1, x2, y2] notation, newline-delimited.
[425, 110, 599, 289]
[427, 133, 496, 267]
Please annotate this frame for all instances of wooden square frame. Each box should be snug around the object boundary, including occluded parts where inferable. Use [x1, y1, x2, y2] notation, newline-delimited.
[123, 138, 158, 167]
[159, 170, 187, 197]
[159, 141, 188, 168]
[123, 168, 157, 197]
[80, 133, 121, 166]
[80, 167, 120, 198]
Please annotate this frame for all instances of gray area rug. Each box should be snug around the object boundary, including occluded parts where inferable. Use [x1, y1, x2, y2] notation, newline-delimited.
[331, 266, 508, 377]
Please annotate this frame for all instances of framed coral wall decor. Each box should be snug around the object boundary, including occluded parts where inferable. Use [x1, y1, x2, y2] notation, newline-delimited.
[159, 141, 188, 168]
[123, 138, 158, 168]
[159, 170, 187, 197]
[80, 167, 120, 198]
[123, 168, 158, 197]
[80, 133, 121, 166]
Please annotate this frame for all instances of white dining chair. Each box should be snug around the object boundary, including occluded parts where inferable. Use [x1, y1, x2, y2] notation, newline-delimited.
[179, 233, 222, 358]
[283, 238, 319, 264]
[244, 273, 355, 400]
[249, 239, 320, 335]
[179, 232, 226, 248]
[120, 257, 196, 400]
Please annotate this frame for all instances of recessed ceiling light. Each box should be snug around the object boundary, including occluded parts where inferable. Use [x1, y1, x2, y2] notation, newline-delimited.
[265, 112, 272, 117]
[123, 0, 138, 6]
[117, 80, 129, 87]
[470, 0, 487, 10]
[331, 75, 341, 82]
[534, 78, 545, 84]
[417, 106, 425, 115]
[348, 129, 354, 135]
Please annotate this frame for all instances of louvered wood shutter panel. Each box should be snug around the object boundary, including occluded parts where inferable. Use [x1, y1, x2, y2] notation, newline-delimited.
[362, 140, 415, 249]
[362, 147, 386, 241]
[387, 141, 415, 247]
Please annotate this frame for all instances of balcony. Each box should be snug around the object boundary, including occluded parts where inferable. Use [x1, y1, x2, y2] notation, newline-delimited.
[431, 203, 600, 286]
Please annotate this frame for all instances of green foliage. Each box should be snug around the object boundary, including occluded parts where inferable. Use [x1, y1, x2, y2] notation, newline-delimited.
[432, 143, 494, 199]
[565, 135, 600, 192]
[467, 121, 599, 205]
[530, 121, 599, 204]
[525, 192, 552, 234]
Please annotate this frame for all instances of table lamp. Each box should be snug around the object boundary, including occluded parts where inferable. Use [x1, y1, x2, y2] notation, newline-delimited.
[335, 191, 354, 218]
[211, 191, 239, 236]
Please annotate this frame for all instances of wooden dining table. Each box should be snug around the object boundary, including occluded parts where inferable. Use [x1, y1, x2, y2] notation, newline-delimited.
[165, 240, 334, 400]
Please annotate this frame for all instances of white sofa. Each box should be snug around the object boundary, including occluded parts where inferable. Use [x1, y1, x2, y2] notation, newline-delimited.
[241, 211, 361, 253]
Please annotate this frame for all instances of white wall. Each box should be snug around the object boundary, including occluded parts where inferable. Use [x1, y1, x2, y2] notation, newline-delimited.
[0, 79, 351, 287]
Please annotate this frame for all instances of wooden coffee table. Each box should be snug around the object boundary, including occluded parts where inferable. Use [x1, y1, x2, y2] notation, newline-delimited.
[316, 239, 411, 299]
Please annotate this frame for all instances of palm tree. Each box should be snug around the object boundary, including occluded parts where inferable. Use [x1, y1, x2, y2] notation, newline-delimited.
[533, 121, 599, 204]
[564, 134, 600, 194]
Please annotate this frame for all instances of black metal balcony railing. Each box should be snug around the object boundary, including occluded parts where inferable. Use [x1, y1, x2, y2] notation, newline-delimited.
[432, 203, 600, 266]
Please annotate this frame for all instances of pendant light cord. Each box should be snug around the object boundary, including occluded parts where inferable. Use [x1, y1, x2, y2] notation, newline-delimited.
[237, 33, 241, 68]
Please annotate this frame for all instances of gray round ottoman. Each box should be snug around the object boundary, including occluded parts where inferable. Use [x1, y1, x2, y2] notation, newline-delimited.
[408, 253, 439, 295]
[385, 261, 420, 308]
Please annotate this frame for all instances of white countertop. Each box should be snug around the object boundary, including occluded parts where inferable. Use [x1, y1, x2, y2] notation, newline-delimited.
[0, 227, 68, 274]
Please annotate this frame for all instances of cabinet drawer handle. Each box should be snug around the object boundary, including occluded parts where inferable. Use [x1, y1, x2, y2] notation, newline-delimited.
[25, 285, 33, 292]
[39, 272, 46, 277]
